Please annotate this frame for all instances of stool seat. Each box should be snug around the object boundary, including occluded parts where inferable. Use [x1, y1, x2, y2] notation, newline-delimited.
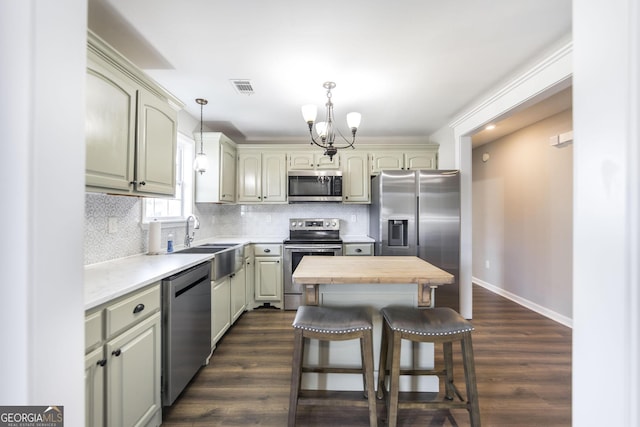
[293, 305, 373, 334]
[381, 306, 474, 336]
[289, 305, 378, 427]
[377, 306, 481, 427]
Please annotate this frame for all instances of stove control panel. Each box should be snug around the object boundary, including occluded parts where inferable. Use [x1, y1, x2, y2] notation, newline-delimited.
[289, 218, 340, 231]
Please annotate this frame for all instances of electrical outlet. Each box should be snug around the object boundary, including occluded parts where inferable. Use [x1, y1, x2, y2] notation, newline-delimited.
[351, 215, 357, 222]
[108, 217, 118, 234]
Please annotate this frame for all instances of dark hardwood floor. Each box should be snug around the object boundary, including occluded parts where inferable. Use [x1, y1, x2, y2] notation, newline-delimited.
[161, 285, 571, 426]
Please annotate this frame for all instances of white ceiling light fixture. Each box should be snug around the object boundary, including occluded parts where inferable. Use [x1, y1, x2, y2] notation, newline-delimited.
[301, 81, 361, 160]
[193, 98, 209, 175]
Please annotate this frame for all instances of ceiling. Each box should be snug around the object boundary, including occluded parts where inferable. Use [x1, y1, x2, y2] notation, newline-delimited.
[87, 0, 572, 145]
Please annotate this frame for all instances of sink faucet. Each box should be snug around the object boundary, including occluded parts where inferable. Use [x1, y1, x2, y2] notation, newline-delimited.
[184, 215, 200, 247]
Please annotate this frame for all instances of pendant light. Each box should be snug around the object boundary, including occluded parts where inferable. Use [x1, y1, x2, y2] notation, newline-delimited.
[193, 98, 209, 174]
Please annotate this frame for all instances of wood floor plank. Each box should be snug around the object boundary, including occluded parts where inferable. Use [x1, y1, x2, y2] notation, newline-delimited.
[161, 285, 571, 426]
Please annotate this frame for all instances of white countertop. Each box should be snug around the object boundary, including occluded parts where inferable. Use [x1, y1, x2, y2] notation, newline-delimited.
[341, 235, 375, 243]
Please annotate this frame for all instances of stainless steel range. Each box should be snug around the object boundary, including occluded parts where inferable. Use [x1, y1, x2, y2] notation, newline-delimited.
[283, 218, 343, 310]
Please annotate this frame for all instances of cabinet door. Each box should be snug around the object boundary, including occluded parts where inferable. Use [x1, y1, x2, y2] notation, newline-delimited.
[245, 255, 255, 309]
[85, 346, 106, 427]
[288, 152, 315, 170]
[405, 151, 437, 170]
[261, 152, 287, 202]
[315, 153, 340, 169]
[370, 152, 404, 173]
[85, 56, 137, 191]
[237, 152, 262, 202]
[230, 267, 246, 323]
[254, 256, 282, 301]
[342, 152, 370, 203]
[220, 141, 237, 202]
[136, 89, 177, 196]
[106, 312, 161, 427]
[211, 277, 231, 345]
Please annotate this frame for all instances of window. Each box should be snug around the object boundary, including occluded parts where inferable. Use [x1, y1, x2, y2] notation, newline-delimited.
[143, 133, 194, 223]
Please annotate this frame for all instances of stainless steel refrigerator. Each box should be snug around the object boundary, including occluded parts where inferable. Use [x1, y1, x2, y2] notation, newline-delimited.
[369, 170, 460, 310]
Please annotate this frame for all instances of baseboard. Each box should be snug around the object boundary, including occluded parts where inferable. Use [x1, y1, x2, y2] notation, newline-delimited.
[472, 277, 573, 328]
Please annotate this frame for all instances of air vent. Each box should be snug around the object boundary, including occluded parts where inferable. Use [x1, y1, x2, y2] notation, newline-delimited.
[230, 79, 254, 95]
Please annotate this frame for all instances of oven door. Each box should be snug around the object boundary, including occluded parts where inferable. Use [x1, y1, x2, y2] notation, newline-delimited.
[283, 245, 343, 309]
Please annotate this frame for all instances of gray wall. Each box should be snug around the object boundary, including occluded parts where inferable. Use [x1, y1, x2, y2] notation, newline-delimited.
[472, 109, 573, 321]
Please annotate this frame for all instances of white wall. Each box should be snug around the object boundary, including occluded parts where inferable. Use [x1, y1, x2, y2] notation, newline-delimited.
[472, 109, 573, 325]
[573, 1, 640, 425]
[0, 1, 86, 424]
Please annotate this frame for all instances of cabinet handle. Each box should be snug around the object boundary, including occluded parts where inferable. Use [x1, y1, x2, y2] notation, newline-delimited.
[112, 349, 121, 357]
[264, 248, 271, 253]
[277, 260, 280, 263]
[129, 180, 137, 186]
[345, 196, 349, 200]
[133, 303, 145, 314]
[97, 359, 107, 367]
[139, 181, 146, 186]
[355, 248, 362, 253]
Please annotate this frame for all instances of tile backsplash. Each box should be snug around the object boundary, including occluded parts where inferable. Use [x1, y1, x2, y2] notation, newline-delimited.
[85, 193, 369, 265]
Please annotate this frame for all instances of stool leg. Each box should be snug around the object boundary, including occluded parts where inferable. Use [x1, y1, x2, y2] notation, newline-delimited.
[376, 320, 390, 400]
[443, 341, 455, 401]
[362, 330, 378, 427]
[288, 329, 305, 427]
[387, 330, 402, 427]
[461, 333, 481, 427]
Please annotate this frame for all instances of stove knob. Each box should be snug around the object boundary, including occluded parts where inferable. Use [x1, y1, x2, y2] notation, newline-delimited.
[291, 221, 296, 228]
[331, 221, 337, 227]
[298, 221, 303, 227]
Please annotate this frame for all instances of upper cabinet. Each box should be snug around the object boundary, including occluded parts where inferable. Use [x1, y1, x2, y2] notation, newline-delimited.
[341, 151, 370, 203]
[195, 132, 237, 203]
[237, 150, 287, 203]
[85, 31, 182, 197]
[370, 149, 438, 174]
[288, 151, 340, 170]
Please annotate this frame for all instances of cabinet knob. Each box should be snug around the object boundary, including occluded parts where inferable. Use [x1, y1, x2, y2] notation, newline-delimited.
[133, 303, 145, 314]
[112, 349, 121, 357]
[355, 248, 362, 253]
[129, 180, 137, 186]
[139, 181, 146, 186]
[264, 248, 271, 253]
[97, 359, 107, 367]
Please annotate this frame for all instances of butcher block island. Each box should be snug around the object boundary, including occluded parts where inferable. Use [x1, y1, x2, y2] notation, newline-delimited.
[292, 256, 454, 307]
[291, 256, 454, 392]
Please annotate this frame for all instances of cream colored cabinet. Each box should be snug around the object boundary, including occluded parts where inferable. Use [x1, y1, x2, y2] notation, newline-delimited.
[237, 150, 287, 203]
[253, 244, 283, 307]
[288, 151, 340, 170]
[86, 284, 162, 427]
[341, 151, 370, 203]
[195, 132, 237, 203]
[230, 264, 246, 323]
[244, 250, 255, 310]
[370, 150, 438, 173]
[85, 32, 180, 197]
[211, 277, 231, 346]
[343, 242, 374, 256]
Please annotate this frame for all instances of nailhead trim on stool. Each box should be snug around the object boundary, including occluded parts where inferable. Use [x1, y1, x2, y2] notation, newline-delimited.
[377, 306, 481, 427]
[288, 305, 378, 427]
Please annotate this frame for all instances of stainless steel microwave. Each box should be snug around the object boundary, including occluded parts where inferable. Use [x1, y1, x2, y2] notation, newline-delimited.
[288, 170, 343, 202]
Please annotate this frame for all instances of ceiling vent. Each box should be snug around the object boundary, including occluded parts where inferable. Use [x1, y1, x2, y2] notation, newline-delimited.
[230, 79, 254, 95]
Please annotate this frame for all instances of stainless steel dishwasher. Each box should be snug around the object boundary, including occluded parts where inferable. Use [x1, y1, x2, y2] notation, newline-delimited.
[161, 261, 211, 406]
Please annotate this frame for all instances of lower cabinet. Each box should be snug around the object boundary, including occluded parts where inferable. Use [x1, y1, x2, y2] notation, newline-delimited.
[85, 284, 162, 427]
[211, 277, 231, 346]
[230, 265, 247, 323]
[253, 244, 283, 306]
[343, 242, 374, 256]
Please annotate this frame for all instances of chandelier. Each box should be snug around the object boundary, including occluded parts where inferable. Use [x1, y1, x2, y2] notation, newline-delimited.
[193, 98, 209, 175]
[301, 81, 361, 160]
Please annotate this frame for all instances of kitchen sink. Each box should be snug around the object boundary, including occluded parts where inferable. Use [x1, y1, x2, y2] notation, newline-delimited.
[173, 243, 243, 280]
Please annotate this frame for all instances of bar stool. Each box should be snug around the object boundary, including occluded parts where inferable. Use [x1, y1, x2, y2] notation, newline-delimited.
[377, 306, 480, 427]
[288, 305, 378, 427]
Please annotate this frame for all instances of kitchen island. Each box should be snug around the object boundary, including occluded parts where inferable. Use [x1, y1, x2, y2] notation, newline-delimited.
[292, 256, 454, 392]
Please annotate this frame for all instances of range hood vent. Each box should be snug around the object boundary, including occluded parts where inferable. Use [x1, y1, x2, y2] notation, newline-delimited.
[230, 79, 254, 95]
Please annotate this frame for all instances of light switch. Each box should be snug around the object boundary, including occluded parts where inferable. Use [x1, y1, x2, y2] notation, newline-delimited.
[108, 217, 118, 234]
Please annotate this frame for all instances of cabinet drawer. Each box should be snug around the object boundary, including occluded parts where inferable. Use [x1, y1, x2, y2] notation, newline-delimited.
[85, 310, 103, 353]
[106, 285, 161, 339]
[343, 243, 373, 256]
[253, 244, 282, 256]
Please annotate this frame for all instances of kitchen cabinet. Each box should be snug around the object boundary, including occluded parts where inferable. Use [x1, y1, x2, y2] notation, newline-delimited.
[211, 276, 231, 346]
[341, 151, 370, 203]
[253, 244, 283, 307]
[195, 132, 237, 203]
[230, 263, 246, 323]
[288, 151, 340, 170]
[343, 242, 374, 256]
[85, 31, 181, 197]
[370, 150, 438, 174]
[237, 150, 287, 203]
[244, 249, 255, 310]
[85, 283, 162, 427]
